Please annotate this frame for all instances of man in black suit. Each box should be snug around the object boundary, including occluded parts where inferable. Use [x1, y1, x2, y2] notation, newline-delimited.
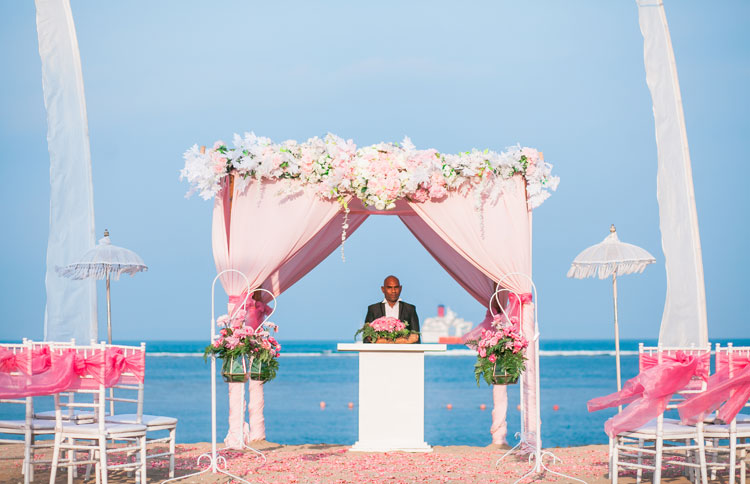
[364, 275, 420, 343]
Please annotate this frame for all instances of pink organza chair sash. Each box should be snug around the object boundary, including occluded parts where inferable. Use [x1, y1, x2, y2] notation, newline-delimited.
[678, 352, 750, 425]
[0, 347, 52, 375]
[0, 345, 145, 398]
[0, 351, 78, 399]
[588, 351, 709, 437]
[71, 348, 145, 390]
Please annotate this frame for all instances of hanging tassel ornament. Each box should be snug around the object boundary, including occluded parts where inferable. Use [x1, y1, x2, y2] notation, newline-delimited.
[339, 198, 350, 262]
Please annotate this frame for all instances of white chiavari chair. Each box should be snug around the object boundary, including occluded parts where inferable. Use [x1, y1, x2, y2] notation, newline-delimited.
[104, 342, 178, 479]
[0, 341, 57, 484]
[48, 342, 148, 484]
[610, 344, 710, 484]
[703, 343, 750, 484]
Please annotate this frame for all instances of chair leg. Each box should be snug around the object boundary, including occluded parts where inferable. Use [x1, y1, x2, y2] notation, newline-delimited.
[697, 436, 708, 484]
[654, 436, 663, 484]
[611, 437, 619, 484]
[85, 449, 95, 480]
[99, 438, 108, 484]
[636, 438, 643, 484]
[140, 436, 147, 484]
[49, 432, 61, 484]
[730, 434, 738, 484]
[23, 431, 31, 484]
[169, 427, 176, 479]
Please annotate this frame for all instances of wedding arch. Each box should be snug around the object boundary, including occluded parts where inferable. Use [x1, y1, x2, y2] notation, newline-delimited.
[181, 132, 559, 446]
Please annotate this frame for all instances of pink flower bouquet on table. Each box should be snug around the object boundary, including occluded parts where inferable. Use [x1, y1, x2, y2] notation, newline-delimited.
[469, 317, 528, 386]
[204, 311, 281, 382]
[354, 316, 419, 344]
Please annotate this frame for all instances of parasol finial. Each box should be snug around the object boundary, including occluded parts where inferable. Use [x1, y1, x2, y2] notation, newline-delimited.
[610, 224, 616, 233]
[104, 228, 109, 237]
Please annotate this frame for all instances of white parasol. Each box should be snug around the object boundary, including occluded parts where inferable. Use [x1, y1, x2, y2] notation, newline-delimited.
[57, 229, 147, 344]
[567, 225, 655, 395]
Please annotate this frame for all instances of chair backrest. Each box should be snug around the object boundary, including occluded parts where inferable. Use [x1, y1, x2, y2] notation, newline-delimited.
[0, 343, 33, 435]
[715, 343, 750, 413]
[104, 342, 146, 422]
[639, 343, 711, 409]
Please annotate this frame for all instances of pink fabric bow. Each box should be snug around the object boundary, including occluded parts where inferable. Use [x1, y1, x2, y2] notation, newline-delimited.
[229, 291, 273, 330]
[678, 354, 750, 425]
[0, 351, 78, 398]
[72, 350, 109, 388]
[0, 347, 52, 375]
[462, 292, 532, 347]
[588, 351, 707, 437]
[107, 348, 146, 385]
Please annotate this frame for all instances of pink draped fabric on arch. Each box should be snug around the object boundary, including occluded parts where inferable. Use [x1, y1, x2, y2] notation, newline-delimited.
[404, 176, 537, 438]
[211, 173, 537, 442]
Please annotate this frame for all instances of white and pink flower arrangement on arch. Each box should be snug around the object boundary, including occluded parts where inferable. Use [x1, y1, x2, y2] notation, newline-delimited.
[181, 133, 559, 210]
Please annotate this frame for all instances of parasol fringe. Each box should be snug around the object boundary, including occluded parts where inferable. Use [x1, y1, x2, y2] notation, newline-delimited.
[567, 261, 653, 280]
[56, 263, 147, 281]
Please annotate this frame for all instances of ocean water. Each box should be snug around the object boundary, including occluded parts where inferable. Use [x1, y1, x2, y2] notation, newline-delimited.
[3, 339, 748, 448]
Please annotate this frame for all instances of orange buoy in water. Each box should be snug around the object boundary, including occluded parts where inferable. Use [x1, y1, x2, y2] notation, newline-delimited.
[446, 404, 453, 410]
[348, 402, 354, 409]
[320, 401, 326, 409]
[480, 404, 487, 410]
[517, 404, 521, 411]
[553, 404, 560, 411]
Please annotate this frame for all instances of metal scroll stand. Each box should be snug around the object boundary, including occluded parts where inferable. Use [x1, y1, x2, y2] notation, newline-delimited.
[161, 269, 276, 484]
[492, 273, 587, 484]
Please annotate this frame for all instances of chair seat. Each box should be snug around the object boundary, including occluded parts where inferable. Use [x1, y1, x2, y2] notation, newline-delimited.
[0, 419, 56, 431]
[105, 413, 178, 427]
[61, 421, 147, 435]
[35, 409, 95, 421]
[620, 419, 702, 438]
[704, 422, 750, 438]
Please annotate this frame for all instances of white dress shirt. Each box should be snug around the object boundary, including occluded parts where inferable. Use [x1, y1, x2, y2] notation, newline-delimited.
[382, 298, 401, 319]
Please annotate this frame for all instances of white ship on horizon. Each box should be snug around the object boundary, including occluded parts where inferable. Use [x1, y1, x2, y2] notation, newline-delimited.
[420, 305, 473, 344]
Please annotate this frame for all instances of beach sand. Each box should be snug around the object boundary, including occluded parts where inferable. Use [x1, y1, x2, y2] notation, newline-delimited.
[0, 441, 699, 483]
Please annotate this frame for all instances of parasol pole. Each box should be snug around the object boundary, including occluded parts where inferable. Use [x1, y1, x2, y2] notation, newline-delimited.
[106, 266, 112, 345]
[613, 270, 622, 413]
[610, 224, 623, 413]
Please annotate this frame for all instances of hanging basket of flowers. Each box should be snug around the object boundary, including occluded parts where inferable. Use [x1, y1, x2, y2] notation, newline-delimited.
[221, 354, 249, 383]
[471, 322, 528, 387]
[205, 312, 282, 384]
[354, 316, 419, 344]
[491, 363, 520, 385]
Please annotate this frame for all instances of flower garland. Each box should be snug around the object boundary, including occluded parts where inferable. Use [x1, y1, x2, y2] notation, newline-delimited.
[180, 133, 559, 210]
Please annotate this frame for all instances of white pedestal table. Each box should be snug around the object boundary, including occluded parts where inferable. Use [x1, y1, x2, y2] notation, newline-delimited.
[337, 343, 446, 452]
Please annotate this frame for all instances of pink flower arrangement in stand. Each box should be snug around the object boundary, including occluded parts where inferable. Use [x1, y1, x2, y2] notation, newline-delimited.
[205, 311, 281, 382]
[469, 315, 528, 386]
[354, 316, 418, 343]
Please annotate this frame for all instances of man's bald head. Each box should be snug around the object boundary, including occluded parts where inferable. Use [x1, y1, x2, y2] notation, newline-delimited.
[381, 275, 402, 304]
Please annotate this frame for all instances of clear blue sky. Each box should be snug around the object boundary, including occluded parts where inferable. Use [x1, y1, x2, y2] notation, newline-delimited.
[1, 1, 747, 342]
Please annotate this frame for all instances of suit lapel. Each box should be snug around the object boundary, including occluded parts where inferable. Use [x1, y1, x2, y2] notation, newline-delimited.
[398, 302, 405, 321]
[379, 303, 386, 318]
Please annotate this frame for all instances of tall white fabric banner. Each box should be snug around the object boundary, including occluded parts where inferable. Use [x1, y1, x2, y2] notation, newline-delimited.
[636, 0, 708, 347]
[36, 0, 97, 343]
